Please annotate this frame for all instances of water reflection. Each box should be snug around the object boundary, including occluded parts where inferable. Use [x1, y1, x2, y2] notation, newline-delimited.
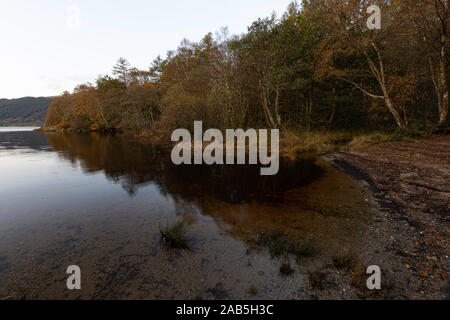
[45, 132, 324, 202]
[0, 131, 51, 151]
[42, 132, 369, 255]
[0, 131, 371, 300]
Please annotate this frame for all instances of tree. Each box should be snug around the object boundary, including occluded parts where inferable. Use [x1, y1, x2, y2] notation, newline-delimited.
[232, 15, 289, 128]
[407, 0, 448, 125]
[112, 57, 131, 85]
[323, 0, 410, 128]
[149, 55, 167, 84]
[45, 1, 447, 134]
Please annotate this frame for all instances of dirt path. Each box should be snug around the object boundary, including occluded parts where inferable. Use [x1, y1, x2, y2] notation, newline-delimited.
[320, 135, 449, 300]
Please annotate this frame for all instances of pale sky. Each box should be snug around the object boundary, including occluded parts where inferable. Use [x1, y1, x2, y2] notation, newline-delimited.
[0, 0, 293, 99]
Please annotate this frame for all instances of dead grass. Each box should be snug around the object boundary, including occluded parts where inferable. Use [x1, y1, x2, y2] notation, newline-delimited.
[280, 130, 354, 158]
[332, 251, 358, 271]
[136, 127, 420, 159]
[308, 269, 328, 290]
[347, 132, 415, 150]
[279, 261, 295, 277]
[280, 129, 420, 158]
[4, 279, 33, 300]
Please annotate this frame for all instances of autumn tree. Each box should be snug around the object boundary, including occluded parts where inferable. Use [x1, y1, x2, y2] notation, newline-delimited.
[232, 15, 293, 128]
[322, 0, 413, 128]
[112, 57, 132, 85]
[406, 0, 448, 125]
[45, 1, 447, 134]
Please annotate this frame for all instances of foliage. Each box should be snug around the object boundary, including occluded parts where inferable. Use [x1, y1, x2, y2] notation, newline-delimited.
[45, 1, 449, 135]
[0, 97, 52, 126]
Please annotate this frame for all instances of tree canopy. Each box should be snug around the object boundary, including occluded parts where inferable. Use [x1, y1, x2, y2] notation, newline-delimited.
[46, 0, 449, 134]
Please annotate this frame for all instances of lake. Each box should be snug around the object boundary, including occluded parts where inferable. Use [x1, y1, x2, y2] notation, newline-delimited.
[0, 129, 371, 299]
[0, 127, 40, 132]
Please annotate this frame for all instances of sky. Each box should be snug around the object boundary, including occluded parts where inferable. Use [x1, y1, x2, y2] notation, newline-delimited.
[0, 0, 293, 99]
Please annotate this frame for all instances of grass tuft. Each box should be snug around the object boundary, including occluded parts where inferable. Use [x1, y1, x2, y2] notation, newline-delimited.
[279, 262, 294, 277]
[248, 285, 258, 296]
[160, 219, 189, 250]
[256, 231, 315, 261]
[308, 270, 327, 290]
[292, 240, 315, 262]
[332, 252, 357, 271]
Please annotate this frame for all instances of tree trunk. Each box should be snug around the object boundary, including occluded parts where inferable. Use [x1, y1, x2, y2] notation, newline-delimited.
[274, 88, 281, 128]
[439, 20, 448, 124]
[373, 42, 407, 128]
[259, 79, 276, 128]
[384, 94, 406, 128]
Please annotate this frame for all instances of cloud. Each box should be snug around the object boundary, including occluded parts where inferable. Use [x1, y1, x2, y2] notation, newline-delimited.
[66, 5, 81, 30]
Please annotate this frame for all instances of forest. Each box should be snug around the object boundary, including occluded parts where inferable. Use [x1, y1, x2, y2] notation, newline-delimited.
[45, 0, 449, 150]
[0, 97, 52, 126]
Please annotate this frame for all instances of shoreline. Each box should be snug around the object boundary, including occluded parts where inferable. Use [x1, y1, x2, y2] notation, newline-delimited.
[319, 136, 449, 299]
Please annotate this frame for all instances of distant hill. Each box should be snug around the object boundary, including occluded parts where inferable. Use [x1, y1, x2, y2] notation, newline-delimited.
[0, 97, 53, 126]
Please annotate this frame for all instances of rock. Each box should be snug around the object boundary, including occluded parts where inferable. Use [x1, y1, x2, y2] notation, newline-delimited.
[400, 172, 419, 180]
[314, 208, 328, 216]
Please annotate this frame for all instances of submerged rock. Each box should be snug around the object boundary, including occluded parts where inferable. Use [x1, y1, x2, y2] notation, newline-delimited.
[400, 172, 419, 180]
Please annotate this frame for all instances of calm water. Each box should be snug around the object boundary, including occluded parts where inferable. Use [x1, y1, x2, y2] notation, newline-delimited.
[0, 130, 371, 299]
[0, 126, 40, 132]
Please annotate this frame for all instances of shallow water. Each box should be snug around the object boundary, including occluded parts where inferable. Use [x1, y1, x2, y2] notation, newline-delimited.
[0, 131, 371, 299]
